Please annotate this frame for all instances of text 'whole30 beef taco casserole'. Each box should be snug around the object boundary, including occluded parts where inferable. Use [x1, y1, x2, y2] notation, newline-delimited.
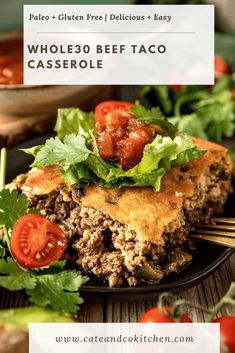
[8, 101, 233, 287]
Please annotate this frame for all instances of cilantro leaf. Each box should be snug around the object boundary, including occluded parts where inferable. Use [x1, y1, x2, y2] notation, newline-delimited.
[175, 100, 235, 143]
[140, 74, 235, 144]
[33, 134, 91, 171]
[26, 271, 88, 313]
[0, 189, 29, 229]
[0, 258, 36, 290]
[131, 103, 177, 139]
[175, 113, 208, 140]
[0, 258, 88, 313]
[21, 145, 43, 158]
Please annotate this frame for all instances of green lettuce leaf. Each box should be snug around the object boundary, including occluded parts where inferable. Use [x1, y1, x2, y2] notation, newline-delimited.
[29, 132, 205, 191]
[55, 108, 94, 139]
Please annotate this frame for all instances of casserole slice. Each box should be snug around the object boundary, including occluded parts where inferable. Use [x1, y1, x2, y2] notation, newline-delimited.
[10, 137, 233, 287]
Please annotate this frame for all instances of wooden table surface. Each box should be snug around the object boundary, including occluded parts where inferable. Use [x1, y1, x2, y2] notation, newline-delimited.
[0, 252, 234, 322]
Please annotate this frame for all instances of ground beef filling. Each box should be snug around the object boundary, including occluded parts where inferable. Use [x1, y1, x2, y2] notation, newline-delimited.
[11, 159, 232, 287]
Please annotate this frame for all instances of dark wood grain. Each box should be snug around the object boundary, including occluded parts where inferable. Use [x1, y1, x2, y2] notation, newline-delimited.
[76, 298, 104, 322]
[0, 253, 234, 321]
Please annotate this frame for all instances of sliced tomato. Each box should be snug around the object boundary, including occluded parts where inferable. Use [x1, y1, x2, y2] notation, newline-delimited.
[94, 100, 133, 124]
[10, 214, 66, 269]
[138, 306, 192, 323]
[215, 56, 229, 75]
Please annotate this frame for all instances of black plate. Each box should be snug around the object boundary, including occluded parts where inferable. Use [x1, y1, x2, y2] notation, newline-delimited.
[7, 134, 234, 300]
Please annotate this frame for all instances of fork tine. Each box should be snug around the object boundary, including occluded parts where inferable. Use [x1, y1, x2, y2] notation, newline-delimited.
[192, 229, 235, 238]
[212, 218, 235, 225]
[190, 234, 235, 248]
[197, 224, 235, 231]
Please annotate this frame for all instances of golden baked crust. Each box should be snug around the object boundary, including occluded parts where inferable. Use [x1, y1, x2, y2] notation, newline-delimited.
[15, 137, 232, 245]
[80, 137, 232, 244]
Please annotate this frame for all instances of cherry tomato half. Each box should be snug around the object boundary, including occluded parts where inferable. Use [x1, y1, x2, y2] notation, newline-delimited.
[138, 306, 192, 323]
[213, 316, 235, 353]
[94, 100, 133, 124]
[10, 214, 67, 269]
[215, 56, 229, 75]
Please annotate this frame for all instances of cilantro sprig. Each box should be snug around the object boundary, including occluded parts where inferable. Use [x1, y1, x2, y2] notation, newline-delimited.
[139, 74, 235, 145]
[0, 147, 89, 313]
[0, 258, 88, 313]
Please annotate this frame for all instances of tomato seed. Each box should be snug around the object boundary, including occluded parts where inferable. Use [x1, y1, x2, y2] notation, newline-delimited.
[48, 242, 55, 248]
[26, 222, 34, 228]
[40, 251, 46, 258]
[35, 252, 41, 260]
[20, 240, 28, 246]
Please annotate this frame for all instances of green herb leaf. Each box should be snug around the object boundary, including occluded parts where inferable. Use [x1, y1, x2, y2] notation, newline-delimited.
[0, 258, 88, 313]
[0, 189, 29, 229]
[26, 271, 88, 313]
[139, 85, 172, 114]
[131, 103, 177, 139]
[0, 258, 36, 290]
[176, 113, 208, 140]
[139, 73, 235, 144]
[21, 145, 43, 158]
[174, 90, 209, 116]
[172, 135, 206, 166]
[55, 108, 94, 139]
[33, 134, 91, 171]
